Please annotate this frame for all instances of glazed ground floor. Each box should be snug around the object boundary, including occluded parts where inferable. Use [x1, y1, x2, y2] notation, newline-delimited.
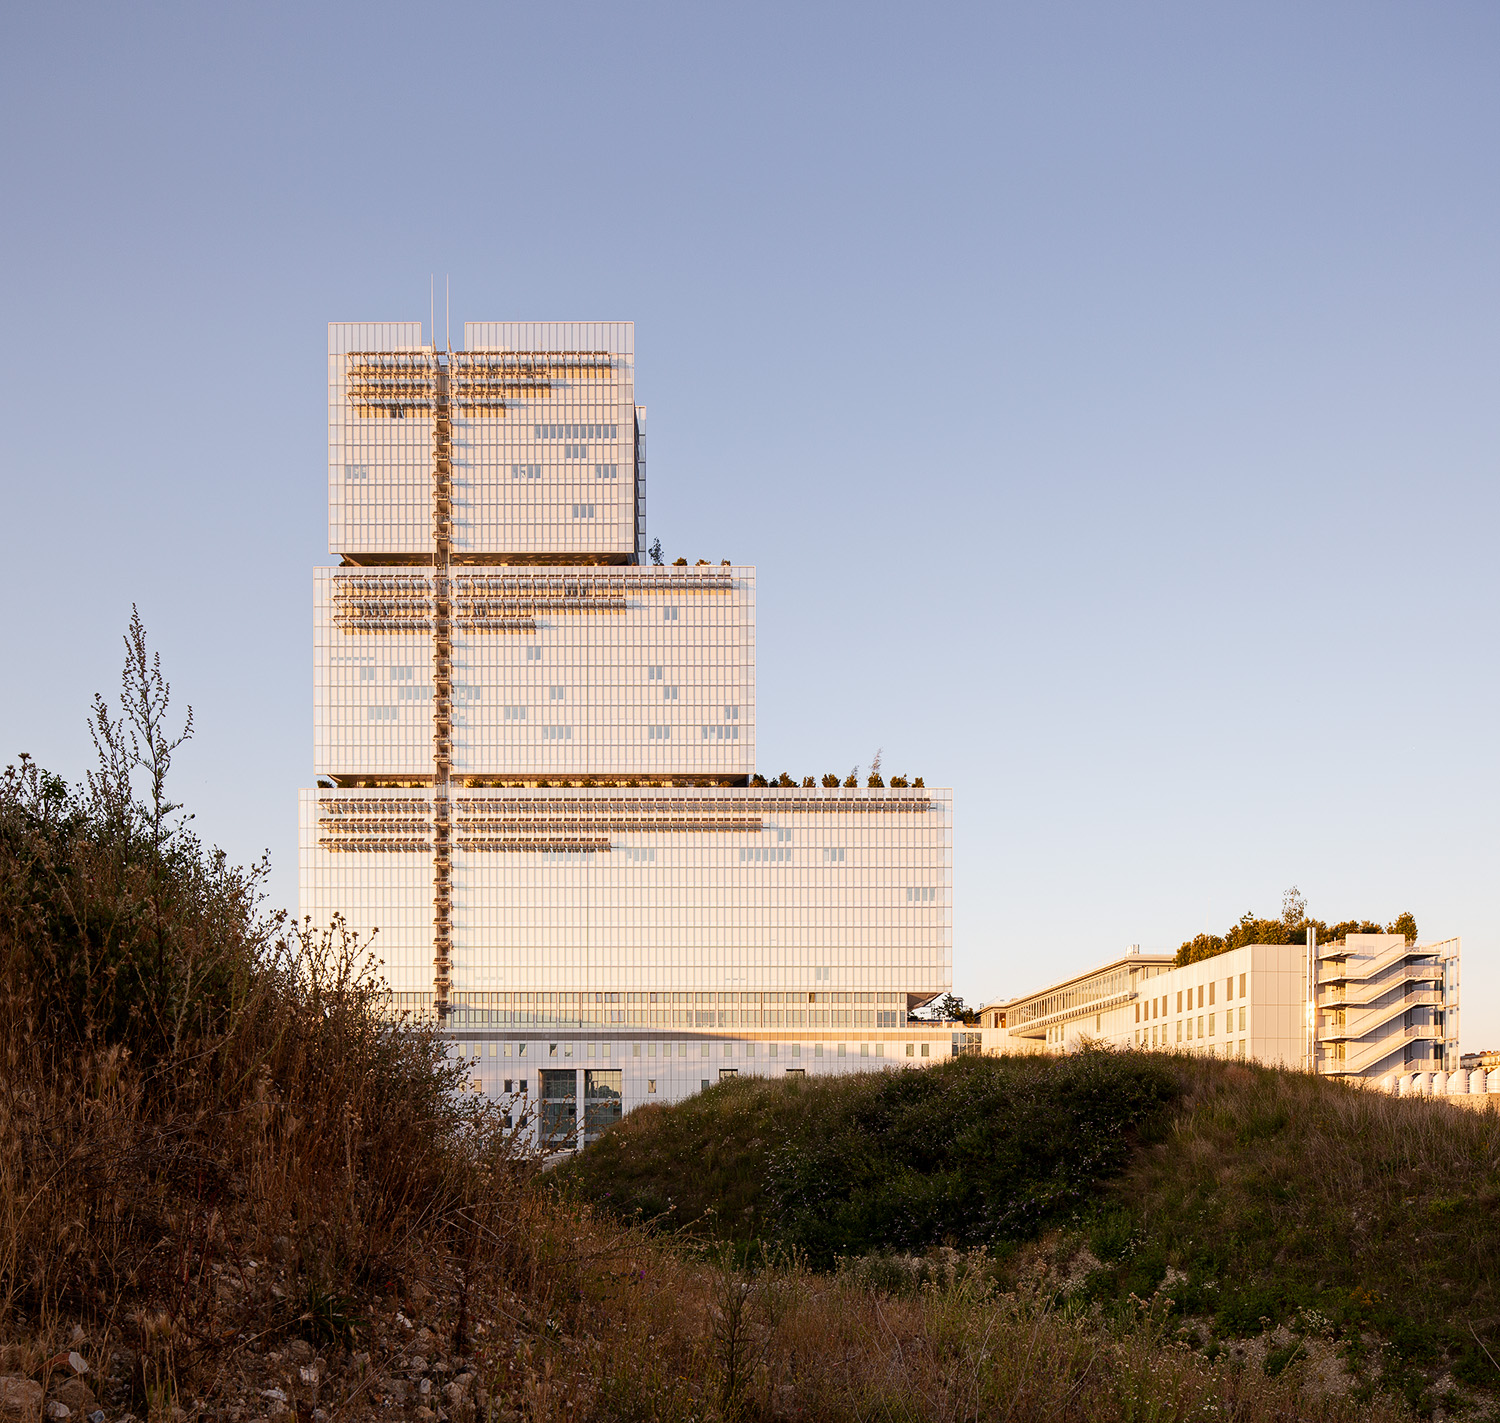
[441, 1026, 968, 1147]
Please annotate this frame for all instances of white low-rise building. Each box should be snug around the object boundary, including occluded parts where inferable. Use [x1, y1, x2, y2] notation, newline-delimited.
[980, 932, 1460, 1084]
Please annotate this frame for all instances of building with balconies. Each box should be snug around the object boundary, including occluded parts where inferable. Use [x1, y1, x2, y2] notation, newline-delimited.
[979, 932, 1460, 1083]
[298, 319, 955, 1143]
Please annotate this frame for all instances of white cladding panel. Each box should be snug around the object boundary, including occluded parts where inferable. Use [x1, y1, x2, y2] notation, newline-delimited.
[327, 320, 640, 559]
[298, 786, 953, 1002]
[312, 565, 755, 779]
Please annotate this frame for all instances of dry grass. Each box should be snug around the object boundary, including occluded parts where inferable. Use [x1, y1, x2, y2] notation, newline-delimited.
[462, 1210, 1416, 1423]
[0, 625, 1446, 1423]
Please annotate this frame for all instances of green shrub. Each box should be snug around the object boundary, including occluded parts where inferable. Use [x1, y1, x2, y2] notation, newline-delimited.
[562, 1050, 1181, 1267]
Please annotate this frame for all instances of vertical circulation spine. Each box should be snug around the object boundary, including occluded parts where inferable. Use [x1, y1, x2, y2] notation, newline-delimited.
[432, 354, 453, 1013]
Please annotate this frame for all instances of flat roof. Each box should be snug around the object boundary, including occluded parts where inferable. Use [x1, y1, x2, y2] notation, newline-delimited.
[1005, 950, 1174, 1011]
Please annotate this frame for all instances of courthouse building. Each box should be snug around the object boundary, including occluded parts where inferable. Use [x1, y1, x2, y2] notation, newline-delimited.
[298, 321, 954, 1142]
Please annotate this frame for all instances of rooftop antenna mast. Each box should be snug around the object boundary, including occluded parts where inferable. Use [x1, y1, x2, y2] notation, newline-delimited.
[445, 274, 450, 352]
[429, 275, 435, 349]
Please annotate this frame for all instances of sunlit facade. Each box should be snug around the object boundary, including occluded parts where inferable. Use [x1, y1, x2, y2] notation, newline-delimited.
[979, 932, 1461, 1086]
[298, 319, 954, 1140]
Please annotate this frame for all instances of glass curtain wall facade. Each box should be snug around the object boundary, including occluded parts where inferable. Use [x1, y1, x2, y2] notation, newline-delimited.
[299, 319, 954, 1135]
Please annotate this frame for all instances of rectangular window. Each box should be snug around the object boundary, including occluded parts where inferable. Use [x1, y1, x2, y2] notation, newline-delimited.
[647, 1079, 656, 1093]
[1240, 973, 1247, 997]
[1208, 1013, 1215, 1036]
[1176, 1021, 1182, 1043]
[1226, 977, 1234, 1001]
[920, 1043, 929, 1057]
[1239, 1006, 1246, 1031]
[1176, 990, 1183, 1012]
[1198, 985, 1205, 1008]
[1209, 981, 1215, 1005]
[663, 607, 678, 621]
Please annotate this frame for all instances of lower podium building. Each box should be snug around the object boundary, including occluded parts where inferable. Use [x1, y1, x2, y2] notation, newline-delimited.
[297, 320, 954, 1143]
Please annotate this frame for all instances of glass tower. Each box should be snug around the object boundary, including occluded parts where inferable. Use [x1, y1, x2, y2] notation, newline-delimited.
[299, 320, 954, 1133]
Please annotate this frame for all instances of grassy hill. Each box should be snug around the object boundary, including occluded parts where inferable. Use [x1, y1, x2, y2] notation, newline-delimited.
[558, 1051, 1500, 1413]
[0, 621, 1477, 1421]
[555, 1051, 1182, 1262]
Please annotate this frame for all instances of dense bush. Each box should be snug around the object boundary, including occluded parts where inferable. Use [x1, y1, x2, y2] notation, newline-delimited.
[559, 1050, 1181, 1266]
[0, 614, 527, 1376]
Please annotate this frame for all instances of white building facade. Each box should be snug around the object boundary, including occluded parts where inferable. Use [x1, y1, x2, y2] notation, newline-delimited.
[299, 320, 955, 1142]
[981, 932, 1460, 1087]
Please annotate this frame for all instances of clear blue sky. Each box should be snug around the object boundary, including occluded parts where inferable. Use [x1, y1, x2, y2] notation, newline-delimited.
[2, 3, 1495, 1042]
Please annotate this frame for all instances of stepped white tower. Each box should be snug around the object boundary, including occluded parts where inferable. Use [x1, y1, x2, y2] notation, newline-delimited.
[299, 320, 954, 1141]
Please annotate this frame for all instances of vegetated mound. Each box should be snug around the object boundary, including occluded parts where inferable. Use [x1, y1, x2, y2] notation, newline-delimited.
[555, 1050, 1182, 1265]
[564, 1047, 1500, 1408]
[0, 622, 545, 1420]
[0, 620, 1413, 1423]
[1067, 1057, 1500, 1402]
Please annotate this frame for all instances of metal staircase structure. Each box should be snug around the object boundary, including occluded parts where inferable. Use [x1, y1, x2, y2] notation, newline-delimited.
[1316, 936, 1452, 1080]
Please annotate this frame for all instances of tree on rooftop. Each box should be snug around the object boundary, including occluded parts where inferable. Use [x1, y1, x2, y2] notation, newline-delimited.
[1176, 890, 1419, 966]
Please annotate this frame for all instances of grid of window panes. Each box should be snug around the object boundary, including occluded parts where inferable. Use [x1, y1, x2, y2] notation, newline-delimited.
[327, 322, 435, 557]
[312, 569, 435, 777]
[297, 789, 437, 982]
[458, 322, 639, 561]
[297, 786, 953, 1002]
[312, 566, 755, 780]
[327, 320, 641, 561]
